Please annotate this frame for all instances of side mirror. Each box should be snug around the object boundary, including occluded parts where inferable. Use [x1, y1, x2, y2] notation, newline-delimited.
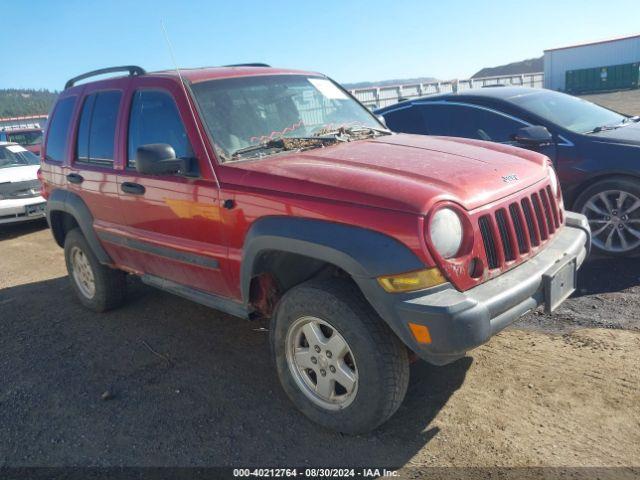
[513, 126, 553, 147]
[135, 144, 193, 176]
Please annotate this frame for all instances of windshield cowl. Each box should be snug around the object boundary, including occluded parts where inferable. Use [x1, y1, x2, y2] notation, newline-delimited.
[230, 127, 392, 160]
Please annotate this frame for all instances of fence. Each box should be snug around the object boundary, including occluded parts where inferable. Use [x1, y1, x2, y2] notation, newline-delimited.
[0, 114, 48, 129]
[350, 72, 544, 109]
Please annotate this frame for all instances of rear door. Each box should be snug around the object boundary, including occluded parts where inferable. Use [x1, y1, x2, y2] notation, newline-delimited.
[66, 82, 127, 250]
[114, 77, 229, 297]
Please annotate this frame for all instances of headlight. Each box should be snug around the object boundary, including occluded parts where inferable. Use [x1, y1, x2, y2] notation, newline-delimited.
[429, 208, 463, 258]
[548, 165, 559, 197]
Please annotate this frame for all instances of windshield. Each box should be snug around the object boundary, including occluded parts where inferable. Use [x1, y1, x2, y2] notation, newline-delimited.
[508, 90, 626, 134]
[0, 145, 40, 168]
[191, 75, 382, 161]
[6, 130, 43, 146]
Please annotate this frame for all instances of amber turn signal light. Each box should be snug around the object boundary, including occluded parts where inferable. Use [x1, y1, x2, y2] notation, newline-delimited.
[377, 267, 446, 293]
[408, 323, 432, 344]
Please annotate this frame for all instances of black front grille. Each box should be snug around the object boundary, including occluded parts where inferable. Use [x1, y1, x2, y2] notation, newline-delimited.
[478, 186, 562, 270]
[495, 209, 515, 261]
[531, 193, 548, 240]
[521, 198, 539, 247]
[479, 215, 498, 269]
[509, 203, 527, 254]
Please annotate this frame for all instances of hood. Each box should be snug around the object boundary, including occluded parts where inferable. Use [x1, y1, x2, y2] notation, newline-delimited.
[225, 134, 549, 214]
[0, 165, 39, 184]
[25, 144, 41, 155]
[588, 122, 640, 145]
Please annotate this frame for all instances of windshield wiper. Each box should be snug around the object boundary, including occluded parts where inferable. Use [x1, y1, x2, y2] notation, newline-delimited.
[231, 136, 342, 159]
[585, 116, 640, 134]
[585, 123, 625, 134]
[231, 139, 286, 159]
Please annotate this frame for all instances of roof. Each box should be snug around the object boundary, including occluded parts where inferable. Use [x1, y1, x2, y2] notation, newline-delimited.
[375, 86, 542, 113]
[64, 65, 323, 91]
[544, 33, 640, 52]
[150, 65, 321, 83]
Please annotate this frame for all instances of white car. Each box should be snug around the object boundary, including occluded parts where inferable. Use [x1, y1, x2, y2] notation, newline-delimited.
[0, 142, 46, 224]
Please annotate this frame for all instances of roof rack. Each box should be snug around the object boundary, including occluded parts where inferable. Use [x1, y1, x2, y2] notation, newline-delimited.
[0, 123, 42, 131]
[65, 65, 146, 90]
[223, 63, 271, 68]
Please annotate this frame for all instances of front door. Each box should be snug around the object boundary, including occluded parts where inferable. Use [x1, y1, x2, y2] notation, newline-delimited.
[115, 79, 229, 297]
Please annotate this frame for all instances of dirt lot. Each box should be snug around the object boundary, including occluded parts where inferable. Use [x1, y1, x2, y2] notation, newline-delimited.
[0, 220, 639, 473]
[580, 89, 640, 116]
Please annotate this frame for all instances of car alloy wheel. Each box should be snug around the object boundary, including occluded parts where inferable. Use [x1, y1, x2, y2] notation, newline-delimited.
[70, 246, 96, 299]
[285, 316, 358, 411]
[580, 189, 640, 254]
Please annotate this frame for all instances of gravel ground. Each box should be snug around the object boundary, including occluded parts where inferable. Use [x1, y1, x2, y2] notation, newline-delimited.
[579, 89, 640, 115]
[0, 220, 639, 472]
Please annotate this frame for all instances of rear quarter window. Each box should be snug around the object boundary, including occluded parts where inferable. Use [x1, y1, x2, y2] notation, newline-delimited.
[45, 96, 76, 162]
[76, 91, 122, 166]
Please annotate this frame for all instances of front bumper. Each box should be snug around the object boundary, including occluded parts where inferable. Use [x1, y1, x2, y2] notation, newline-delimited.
[0, 196, 47, 225]
[362, 211, 591, 365]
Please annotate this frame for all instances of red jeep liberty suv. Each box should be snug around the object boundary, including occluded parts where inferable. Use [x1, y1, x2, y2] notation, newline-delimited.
[40, 65, 591, 434]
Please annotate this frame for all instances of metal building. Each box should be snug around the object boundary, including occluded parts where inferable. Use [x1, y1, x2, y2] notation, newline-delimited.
[544, 34, 640, 91]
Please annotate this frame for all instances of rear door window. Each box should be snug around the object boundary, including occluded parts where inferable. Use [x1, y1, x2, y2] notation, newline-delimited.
[45, 96, 76, 162]
[419, 104, 528, 142]
[76, 90, 122, 166]
[127, 90, 193, 168]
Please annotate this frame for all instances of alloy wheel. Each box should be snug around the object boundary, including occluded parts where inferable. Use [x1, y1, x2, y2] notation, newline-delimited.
[580, 189, 640, 253]
[286, 316, 358, 410]
[70, 246, 96, 298]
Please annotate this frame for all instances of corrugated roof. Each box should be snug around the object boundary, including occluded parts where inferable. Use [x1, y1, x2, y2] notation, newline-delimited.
[545, 33, 640, 52]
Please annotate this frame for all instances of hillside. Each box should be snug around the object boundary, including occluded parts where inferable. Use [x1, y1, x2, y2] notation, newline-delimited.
[472, 56, 543, 78]
[0, 89, 57, 118]
[343, 76, 438, 90]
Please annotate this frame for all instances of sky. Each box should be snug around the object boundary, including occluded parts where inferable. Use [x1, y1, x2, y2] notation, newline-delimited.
[2, 0, 640, 91]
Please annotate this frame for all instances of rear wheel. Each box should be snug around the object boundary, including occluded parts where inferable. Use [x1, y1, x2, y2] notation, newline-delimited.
[271, 278, 410, 434]
[64, 228, 126, 312]
[574, 177, 640, 256]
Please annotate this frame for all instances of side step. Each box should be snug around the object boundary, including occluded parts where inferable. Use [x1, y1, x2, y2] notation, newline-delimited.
[141, 274, 248, 319]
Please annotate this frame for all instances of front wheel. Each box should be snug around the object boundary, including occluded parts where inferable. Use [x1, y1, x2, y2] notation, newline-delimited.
[271, 278, 410, 434]
[574, 177, 640, 256]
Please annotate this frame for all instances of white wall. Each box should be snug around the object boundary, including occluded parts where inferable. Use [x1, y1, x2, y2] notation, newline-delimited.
[544, 36, 640, 90]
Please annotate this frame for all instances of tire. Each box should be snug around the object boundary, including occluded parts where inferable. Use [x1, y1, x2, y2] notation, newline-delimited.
[573, 177, 640, 256]
[64, 228, 126, 312]
[271, 278, 410, 434]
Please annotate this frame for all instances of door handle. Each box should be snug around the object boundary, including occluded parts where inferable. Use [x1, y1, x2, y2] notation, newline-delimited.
[121, 182, 146, 195]
[66, 173, 84, 184]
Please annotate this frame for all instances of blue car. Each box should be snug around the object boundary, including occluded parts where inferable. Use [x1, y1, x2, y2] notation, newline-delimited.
[375, 87, 640, 256]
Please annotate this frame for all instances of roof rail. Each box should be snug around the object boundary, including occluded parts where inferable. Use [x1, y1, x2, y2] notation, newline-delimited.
[64, 65, 146, 90]
[223, 63, 271, 68]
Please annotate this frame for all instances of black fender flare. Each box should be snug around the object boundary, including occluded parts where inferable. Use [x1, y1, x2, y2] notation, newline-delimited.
[240, 216, 425, 305]
[46, 189, 112, 264]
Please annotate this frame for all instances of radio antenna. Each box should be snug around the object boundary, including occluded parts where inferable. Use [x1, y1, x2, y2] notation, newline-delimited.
[160, 20, 220, 189]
